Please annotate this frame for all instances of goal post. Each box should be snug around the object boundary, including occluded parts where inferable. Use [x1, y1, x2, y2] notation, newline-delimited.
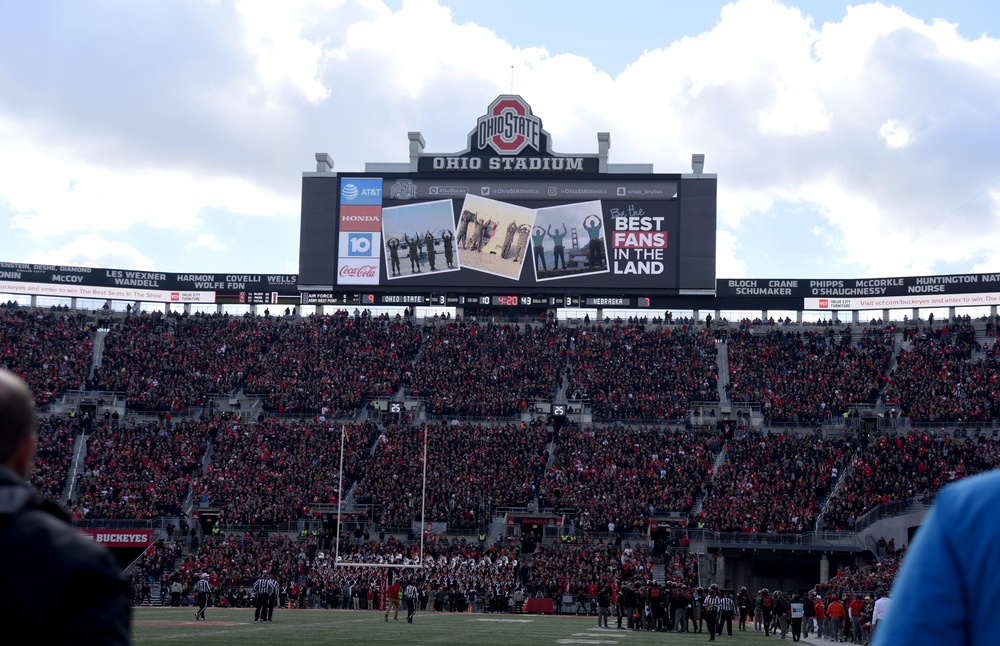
[333, 423, 429, 611]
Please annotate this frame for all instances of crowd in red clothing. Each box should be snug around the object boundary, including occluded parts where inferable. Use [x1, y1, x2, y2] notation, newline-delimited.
[95, 312, 278, 411]
[0, 309, 94, 403]
[71, 419, 210, 519]
[174, 533, 306, 588]
[819, 550, 905, 598]
[824, 431, 1000, 530]
[191, 420, 378, 526]
[529, 541, 654, 595]
[540, 424, 716, 534]
[30, 416, 77, 500]
[408, 320, 569, 418]
[567, 324, 719, 421]
[243, 312, 423, 415]
[698, 430, 852, 533]
[883, 321, 1000, 423]
[727, 326, 894, 424]
[353, 421, 550, 531]
[662, 550, 700, 589]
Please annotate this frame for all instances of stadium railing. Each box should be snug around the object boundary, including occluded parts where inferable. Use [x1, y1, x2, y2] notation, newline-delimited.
[689, 529, 864, 549]
[74, 518, 163, 530]
[852, 496, 932, 534]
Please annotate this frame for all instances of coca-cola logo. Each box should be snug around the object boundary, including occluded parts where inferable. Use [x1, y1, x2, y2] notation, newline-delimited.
[339, 265, 377, 278]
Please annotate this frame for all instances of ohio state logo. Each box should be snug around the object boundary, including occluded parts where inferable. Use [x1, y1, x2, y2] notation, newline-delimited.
[475, 95, 542, 155]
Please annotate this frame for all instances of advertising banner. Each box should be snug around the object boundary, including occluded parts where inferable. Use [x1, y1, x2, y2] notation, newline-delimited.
[0, 263, 297, 303]
[78, 529, 154, 547]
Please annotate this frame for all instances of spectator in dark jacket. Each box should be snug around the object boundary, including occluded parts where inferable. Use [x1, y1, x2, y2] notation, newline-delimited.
[0, 369, 131, 645]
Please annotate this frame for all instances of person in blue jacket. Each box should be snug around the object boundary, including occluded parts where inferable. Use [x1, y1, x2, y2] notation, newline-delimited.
[874, 469, 1000, 645]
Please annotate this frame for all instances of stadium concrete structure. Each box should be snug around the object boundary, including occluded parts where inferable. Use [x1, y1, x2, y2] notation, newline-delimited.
[2, 97, 998, 606]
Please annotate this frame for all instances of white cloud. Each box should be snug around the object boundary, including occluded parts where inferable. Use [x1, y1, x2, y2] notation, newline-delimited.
[25, 234, 156, 270]
[0, 0, 999, 278]
[0, 116, 298, 239]
[878, 118, 911, 148]
[234, 0, 352, 105]
[188, 234, 227, 253]
[716, 230, 747, 279]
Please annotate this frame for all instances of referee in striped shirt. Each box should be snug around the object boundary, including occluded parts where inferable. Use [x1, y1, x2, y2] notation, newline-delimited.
[717, 591, 737, 637]
[193, 574, 212, 621]
[253, 572, 269, 622]
[264, 575, 278, 621]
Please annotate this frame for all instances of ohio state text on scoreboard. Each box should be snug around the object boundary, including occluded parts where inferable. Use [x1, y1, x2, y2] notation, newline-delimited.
[298, 95, 717, 302]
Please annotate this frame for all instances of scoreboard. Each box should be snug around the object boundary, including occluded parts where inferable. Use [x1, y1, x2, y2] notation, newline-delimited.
[297, 290, 665, 309]
[298, 95, 717, 306]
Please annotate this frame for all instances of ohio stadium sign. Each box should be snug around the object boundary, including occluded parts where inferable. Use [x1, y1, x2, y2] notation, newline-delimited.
[419, 95, 595, 173]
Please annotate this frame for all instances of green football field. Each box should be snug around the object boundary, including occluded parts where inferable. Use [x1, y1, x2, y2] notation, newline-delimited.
[132, 607, 812, 645]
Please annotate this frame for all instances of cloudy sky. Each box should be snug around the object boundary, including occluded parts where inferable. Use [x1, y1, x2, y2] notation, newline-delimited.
[1, 0, 998, 280]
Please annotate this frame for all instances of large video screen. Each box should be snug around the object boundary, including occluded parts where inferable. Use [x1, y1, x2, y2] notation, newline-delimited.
[300, 173, 716, 296]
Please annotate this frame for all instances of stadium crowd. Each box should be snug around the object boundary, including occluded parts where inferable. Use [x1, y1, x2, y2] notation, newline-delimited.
[824, 431, 1000, 530]
[11, 304, 1000, 617]
[883, 321, 1000, 423]
[540, 424, 716, 534]
[727, 326, 894, 424]
[567, 324, 719, 420]
[698, 430, 852, 533]
[407, 320, 569, 418]
[191, 419, 378, 526]
[71, 419, 210, 519]
[0, 308, 94, 403]
[243, 312, 423, 415]
[95, 313, 278, 411]
[30, 415, 78, 500]
[353, 420, 550, 531]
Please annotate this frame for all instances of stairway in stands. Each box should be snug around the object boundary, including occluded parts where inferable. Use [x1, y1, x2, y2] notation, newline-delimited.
[90, 327, 109, 378]
[715, 339, 730, 405]
[61, 433, 89, 505]
[815, 455, 856, 531]
[688, 442, 728, 519]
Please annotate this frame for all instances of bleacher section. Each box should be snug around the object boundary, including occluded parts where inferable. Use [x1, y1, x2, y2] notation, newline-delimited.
[5, 305, 1000, 606]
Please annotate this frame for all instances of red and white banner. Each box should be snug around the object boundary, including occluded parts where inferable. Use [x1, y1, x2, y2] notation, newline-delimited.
[79, 529, 154, 547]
[412, 521, 448, 536]
[339, 205, 383, 231]
[0, 280, 215, 303]
[806, 291, 1000, 311]
[337, 258, 380, 285]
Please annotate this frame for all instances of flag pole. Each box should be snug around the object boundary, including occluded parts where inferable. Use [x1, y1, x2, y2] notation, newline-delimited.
[419, 423, 428, 564]
[335, 424, 346, 563]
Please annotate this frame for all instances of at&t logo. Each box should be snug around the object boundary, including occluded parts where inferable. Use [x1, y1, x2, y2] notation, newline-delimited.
[340, 178, 383, 205]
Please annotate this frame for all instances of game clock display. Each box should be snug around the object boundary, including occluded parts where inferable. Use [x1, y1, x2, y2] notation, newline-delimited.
[459, 295, 551, 307]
